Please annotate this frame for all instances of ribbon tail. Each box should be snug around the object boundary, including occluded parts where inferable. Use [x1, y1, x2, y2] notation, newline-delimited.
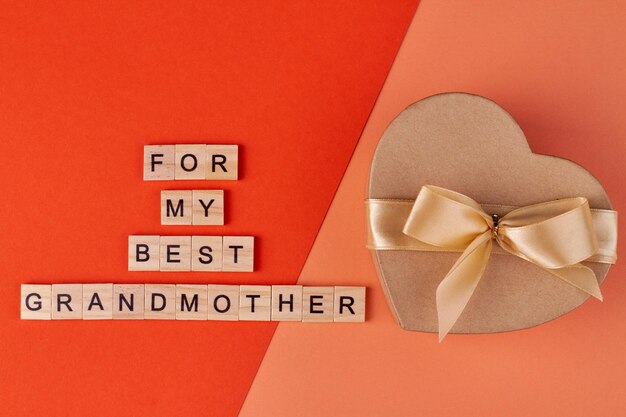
[436, 232, 493, 342]
[543, 264, 603, 301]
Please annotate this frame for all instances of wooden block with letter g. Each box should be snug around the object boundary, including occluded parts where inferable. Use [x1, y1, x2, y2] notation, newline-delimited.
[21, 284, 52, 320]
[52, 284, 83, 320]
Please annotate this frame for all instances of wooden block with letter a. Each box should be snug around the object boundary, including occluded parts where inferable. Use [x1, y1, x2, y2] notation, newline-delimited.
[21, 284, 52, 320]
[302, 286, 334, 322]
[333, 286, 365, 322]
[113, 284, 145, 319]
[82, 283, 113, 320]
[271, 285, 303, 321]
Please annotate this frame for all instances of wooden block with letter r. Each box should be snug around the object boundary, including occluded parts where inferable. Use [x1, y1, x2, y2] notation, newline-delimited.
[333, 286, 366, 322]
[206, 145, 238, 180]
[52, 284, 83, 320]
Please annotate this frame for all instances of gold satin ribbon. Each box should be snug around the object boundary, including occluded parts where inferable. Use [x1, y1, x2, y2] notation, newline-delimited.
[366, 185, 618, 341]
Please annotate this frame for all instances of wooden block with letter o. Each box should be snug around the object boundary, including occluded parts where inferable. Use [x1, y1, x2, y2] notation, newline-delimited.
[239, 285, 271, 321]
[333, 286, 365, 322]
[302, 286, 334, 322]
[175, 144, 207, 180]
[52, 284, 83, 320]
[113, 284, 144, 319]
[82, 283, 113, 320]
[207, 285, 239, 321]
[21, 284, 52, 320]
[223, 236, 254, 272]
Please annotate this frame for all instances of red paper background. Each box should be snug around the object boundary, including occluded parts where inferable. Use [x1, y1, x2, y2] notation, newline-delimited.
[0, 2, 418, 416]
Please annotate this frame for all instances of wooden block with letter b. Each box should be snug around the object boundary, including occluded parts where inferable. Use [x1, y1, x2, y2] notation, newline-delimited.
[21, 284, 52, 320]
[128, 235, 160, 271]
[113, 284, 144, 319]
[161, 190, 192, 225]
[239, 285, 271, 321]
[271, 285, 303, 321]
[144, 145, 175, 181]
[207, 145, 238, 180]
[223, 236, 254, 272]
[302, 286, 334, 322]
[82, 283, 113, 320]
[333, 286, 365, 322]
[52, 284, 83, 320]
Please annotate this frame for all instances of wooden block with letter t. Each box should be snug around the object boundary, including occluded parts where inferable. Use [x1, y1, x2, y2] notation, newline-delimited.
[144, 145, 175, 181]
[192, 190, 224, 225]
[239, 285, 271, 321]
[52, 284, 83, 320]
[161, 190, 192, 225]
[206, 145, 238, 180]
[302, 286, 334, 322]
[82, 283, 113, 320]
[333, 286, 366, 322]
[128, 235, 160, 271]
[222, 236, 254, 272]
[21, 284, 52, 320]
[271, 285, 303, 321]
[176, 284, 208, 320]
[113, 284, 145, 319]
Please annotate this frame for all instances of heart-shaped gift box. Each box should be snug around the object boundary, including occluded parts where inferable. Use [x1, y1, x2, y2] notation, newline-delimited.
[366, 93, 617, 337]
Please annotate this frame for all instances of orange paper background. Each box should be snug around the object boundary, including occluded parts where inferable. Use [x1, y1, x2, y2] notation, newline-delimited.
[0, 2, 418, 416]
[241, 1, 626, 416]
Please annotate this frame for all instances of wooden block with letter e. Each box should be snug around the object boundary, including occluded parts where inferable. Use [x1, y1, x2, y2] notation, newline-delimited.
[207, 145, 238, 180]
[21, 284, 52, 320]
[113, 284, 144, 319]
[128, 235, 160, 271]
[207, 285, 239, 321]
[161, 190, 193, 225]
[223, 236, 254, 272]
[176, 284, 208, 320]
[160, 236, 192, 271]
[82, 283, 113, 320]
[333, 286, 365, 322]
[271, 285, 303, 321]
[239, 285, 271, 321]
[52, 284, 83, 320]
[144, 284, 176, 320]
[144, 145, 175, 181]
[302, 286, 334, 322]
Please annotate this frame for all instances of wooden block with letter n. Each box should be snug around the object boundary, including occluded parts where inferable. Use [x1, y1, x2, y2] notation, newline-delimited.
[160, 236, 192, 271]
[333, 286, 366, 322]
[192, 190, 224, 225]
[21, 284, 52, 320]
[175, 144, 207, 180]
[302, 286, 334, 322]
[207, 285, 239, 321]
[176, 284, 208, 320]
[223, 236, 254, 272]
[144, 145, 175, 181]
[113, 284, 145, 319]
[82, 283, 113, 320]
[239, 285, 271, 321]
[145, 284, 176, 320]
[207, 145, 238, 180]
[161, 190, 192, 225]
[52, 284, 83, 320]
[128, 235, 160, 271]
[271, 285, 303, 321]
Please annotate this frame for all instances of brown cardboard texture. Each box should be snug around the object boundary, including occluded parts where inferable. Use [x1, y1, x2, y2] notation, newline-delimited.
[368, 92, 613, 334]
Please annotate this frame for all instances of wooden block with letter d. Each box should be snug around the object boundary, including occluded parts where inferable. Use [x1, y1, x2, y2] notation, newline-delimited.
[206, 145, 238, 180]
[113, 284, 144, 319]
[271, 285, 303, 321]
[239, 285, 271, 321]
[21, 284, 52, 320]
[144, 284, 176, 320]
[128, 235, 160, 271]
[333, 286, 366, 322]
[302, 286, 334, 322]
[144, 145, 175, 181]
[82, 283, 113, 320]
[207, 285, 239, 321]
[176, 284, 208, 320]
[52, 284, 83, 320]
[223, 236, 254, 272]
[161, 190, 192, 225]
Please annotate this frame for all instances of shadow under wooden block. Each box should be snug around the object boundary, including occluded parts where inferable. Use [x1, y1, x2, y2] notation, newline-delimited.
[271, 285, 303, 321]
[161, 190, 193, 225]
[175, 144, 207, 180]
[144, 145, 175, 181]
[21, 284, 52, 320]
[52, 284, 83, 320]
[192, 190, 224, 225]
[302, 286, 334, 322]
[128, 235, 160, 271]
[113, 284, 145, 319]
[82, 283, 113, 320]
[223, 236, 254, 272]
[239, 285, 271, 321]
[191, 236, 223, 271]
[176, 285, 208, 320]
[207, 285, 239, 321]
[144, 284, 176, 320]
[207, 145, 238, 180]
[160, 236, 192, 271]
[333, 286, 366, 323]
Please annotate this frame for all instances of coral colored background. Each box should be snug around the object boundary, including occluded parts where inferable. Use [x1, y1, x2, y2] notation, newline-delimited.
[241, 1, 626, 416]
[0, 2, 418, 416]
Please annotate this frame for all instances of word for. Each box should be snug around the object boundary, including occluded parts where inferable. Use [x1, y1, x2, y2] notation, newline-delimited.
[21, 284, 366, 322]
[129, 235, 253, 272]
[161, 190, 224, 226]
[144, 144, 238, 181]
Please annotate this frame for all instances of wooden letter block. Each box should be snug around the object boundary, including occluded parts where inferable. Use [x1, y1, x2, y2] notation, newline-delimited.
[82, 283, 113, 320]
[144, 284, 176, 320]
[159, 236, 192, 271]
[144, 145, 175, 181]
[113, 284, 145, 319]
[192, 190, 224, 225]
[271, 285, 303, 321]
[175, 144, 207, 180]
[128, 235, 160, 271]
[302, 286, 334, 322]
[333, 286, 366, 322]
[239, 285, 271, 321]
[21, 284, 51, 320]
[223, 236, 254, 272]
[161, 190, 193, 225]
[52, 284, 83, 320]
[207, 285, 239, 321]
[207, 145, 238, 180]
[176, 284, 208, 320]
[191, 236, 223, 271]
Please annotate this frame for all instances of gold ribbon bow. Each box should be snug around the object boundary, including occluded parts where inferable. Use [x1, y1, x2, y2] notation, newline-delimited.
[366, 185, 618, 341]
